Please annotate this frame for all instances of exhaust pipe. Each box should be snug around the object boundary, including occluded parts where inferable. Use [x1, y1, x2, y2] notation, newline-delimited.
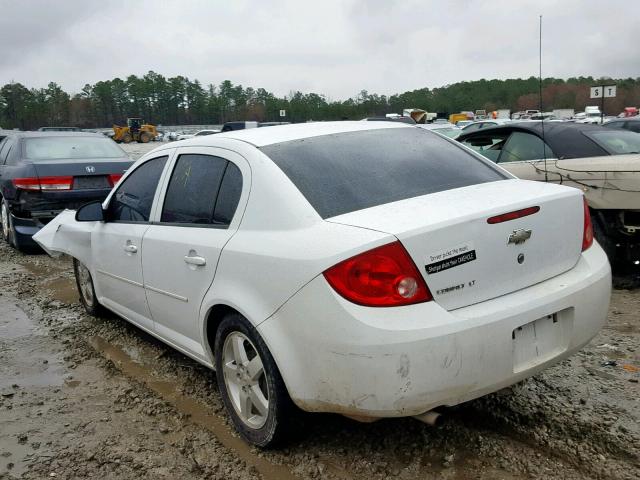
[413, 410, 443, 426]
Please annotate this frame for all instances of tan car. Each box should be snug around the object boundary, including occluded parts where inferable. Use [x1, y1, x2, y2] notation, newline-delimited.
[458, 122, 640, 264]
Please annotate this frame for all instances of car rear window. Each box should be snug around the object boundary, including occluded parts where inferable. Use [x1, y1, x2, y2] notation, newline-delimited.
[584, 130, 640, 155]
[262, 128, 507, 219]
[24, 136, 126, 160]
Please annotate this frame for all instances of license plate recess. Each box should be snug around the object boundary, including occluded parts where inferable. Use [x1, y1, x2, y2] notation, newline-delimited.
[512, 312, 571, 373]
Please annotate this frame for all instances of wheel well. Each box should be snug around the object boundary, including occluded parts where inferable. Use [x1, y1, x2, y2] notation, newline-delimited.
[204, 304, 240, 361]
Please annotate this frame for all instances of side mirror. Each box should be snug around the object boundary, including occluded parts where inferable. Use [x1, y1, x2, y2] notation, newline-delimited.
[76, 200, 105, 222]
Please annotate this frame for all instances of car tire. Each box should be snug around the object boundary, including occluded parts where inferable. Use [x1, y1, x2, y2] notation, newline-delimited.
[1, 199, 16, 248]
[73, 258, 104, 316]
[214, 312, 293, 447]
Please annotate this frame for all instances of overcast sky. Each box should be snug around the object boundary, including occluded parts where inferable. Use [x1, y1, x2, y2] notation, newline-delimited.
[1, 0, 638, 99]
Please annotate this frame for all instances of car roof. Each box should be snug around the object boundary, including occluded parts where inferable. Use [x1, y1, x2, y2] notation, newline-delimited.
[177, 121, 411, 147]
[458, 121, 613, 159]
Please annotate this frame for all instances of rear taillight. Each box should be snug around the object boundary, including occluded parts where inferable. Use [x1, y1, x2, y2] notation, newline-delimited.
[323, 241, 432, 307]
[109, 174, 123, 187]
[582, 197, 594, 251]
[13, 176, 73, 191]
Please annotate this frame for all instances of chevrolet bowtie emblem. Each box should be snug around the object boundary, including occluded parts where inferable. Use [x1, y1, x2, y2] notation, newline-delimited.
[508, 229, 532, 245]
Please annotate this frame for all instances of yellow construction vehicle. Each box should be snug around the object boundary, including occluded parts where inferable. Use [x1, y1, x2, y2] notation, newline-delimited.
[112, 118, 158, 143]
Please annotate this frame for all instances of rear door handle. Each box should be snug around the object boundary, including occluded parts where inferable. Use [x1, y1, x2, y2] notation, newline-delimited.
[124, 244, 138, 253]
[184, 255, 206, 266]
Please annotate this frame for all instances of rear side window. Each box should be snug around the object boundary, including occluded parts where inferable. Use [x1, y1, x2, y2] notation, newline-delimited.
[160, 154, 243, 226]
[108, 156, 167, 222]
[262, 128, 506, 219]
[213, 162, 243, 224]
[161, 154, 227, 224]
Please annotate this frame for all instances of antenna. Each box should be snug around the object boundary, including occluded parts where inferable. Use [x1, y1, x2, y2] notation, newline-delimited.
[539, 15, 548, 182]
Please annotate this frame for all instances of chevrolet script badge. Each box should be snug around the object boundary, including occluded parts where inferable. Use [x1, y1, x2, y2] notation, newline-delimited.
[508, 229, 532, 245]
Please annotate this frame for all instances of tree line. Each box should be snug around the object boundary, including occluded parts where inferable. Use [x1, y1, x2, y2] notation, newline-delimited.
[1, 72, 639, 130]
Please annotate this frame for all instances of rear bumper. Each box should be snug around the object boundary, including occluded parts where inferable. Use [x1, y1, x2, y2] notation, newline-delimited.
[8, 189, 111, 246]
[258, 244, 611, 417]
[10, 213, 42, 248]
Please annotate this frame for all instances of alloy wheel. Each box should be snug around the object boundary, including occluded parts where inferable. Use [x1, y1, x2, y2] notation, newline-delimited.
[221, 332, 269, 429]
[76, 262, 94, 306]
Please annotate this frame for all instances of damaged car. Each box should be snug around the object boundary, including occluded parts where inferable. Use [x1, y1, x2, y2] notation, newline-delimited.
[457, 122, 640, 265]
[0, 131, 132, 250]
[34, 122, 611, 447]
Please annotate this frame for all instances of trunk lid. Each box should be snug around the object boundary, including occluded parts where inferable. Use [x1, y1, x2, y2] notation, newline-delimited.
[31, 158, 132, 190]
[327, 179, 584, 310]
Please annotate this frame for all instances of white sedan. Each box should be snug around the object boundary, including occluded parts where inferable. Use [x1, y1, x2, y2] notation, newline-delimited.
[34, 122, 611, 447]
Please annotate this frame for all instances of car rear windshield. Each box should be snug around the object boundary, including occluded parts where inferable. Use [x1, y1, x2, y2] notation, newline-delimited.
[24, 136, 126, 161]
[262, 128, 507, 219]
[584, 130, 640, 155]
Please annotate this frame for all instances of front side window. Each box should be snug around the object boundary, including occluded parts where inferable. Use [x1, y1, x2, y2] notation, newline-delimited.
[160, 154, 243, 226]
[107, 156, 168, 222]
[461, 133, 509, 162]
[498, 131, 555, 163]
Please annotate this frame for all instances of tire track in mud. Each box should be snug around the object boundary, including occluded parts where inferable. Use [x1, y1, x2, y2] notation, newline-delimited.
[88, 335, 300, 480]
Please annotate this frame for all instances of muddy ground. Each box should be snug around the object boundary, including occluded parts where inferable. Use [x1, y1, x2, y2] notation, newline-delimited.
[0, 141, 639, 480]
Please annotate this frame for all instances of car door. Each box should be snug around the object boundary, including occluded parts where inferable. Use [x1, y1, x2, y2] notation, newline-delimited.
[92, 155, 169, 331]
[141, 147, 248, 359]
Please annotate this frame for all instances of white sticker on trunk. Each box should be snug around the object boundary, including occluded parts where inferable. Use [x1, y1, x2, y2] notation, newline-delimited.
[425, 242, 476, 275]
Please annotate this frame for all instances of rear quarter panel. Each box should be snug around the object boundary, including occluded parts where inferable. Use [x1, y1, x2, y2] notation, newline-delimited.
[502, 155, 640, 210]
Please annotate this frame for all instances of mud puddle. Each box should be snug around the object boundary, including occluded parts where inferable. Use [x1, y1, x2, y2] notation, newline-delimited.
[42, 277, 77, 304]
[0, 297, 65, 391]
[89, 335, 299, 480]
[17, 261, 78, 305]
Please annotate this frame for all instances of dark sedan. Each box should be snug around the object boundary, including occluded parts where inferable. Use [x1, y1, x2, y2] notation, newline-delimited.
[457, 121, 640, 163]
[0, 132, 133, 251]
